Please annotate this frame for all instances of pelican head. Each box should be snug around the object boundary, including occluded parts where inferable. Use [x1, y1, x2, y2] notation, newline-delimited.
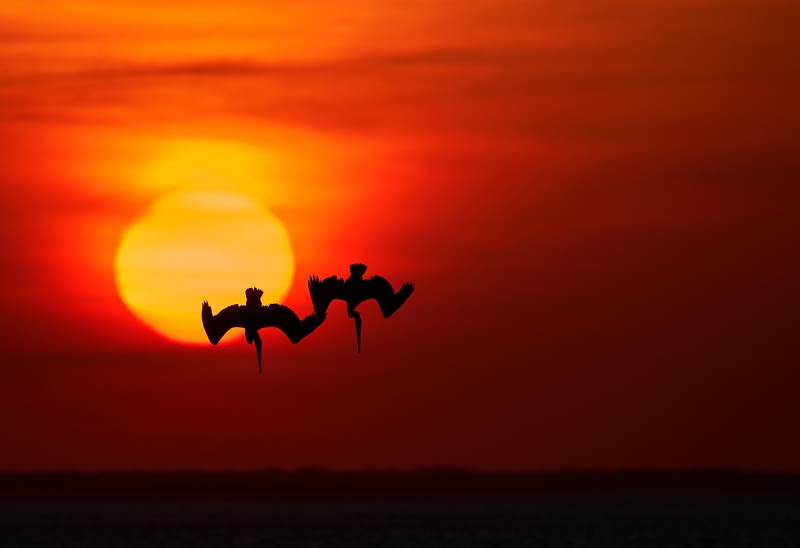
[245, 287, 263, 306]
[349, 263, 368, 279]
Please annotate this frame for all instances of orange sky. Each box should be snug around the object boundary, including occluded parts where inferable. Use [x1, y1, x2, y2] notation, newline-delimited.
[1, 0, 799, 471]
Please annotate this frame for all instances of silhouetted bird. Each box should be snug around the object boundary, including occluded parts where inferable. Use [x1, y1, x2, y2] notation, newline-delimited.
[202, 288, 325, 373]
[308, 263, 414, 352]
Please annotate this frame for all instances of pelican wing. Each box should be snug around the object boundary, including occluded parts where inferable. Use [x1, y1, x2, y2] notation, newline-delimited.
[256, 303, 326, 344]
[202, 302, 247, 345]
[308, 275, 347, 314]
[363, 275, 415, 318]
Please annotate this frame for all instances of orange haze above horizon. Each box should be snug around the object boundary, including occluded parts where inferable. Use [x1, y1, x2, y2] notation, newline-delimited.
[0, 0, 799, 472]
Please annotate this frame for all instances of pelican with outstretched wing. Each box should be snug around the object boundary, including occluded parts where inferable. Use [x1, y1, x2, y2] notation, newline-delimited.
[202, 287, 325, 373]
[308, 263, 414, 352]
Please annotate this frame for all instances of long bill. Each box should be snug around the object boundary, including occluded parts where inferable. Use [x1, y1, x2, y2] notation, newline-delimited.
[353, 311, 362, 353]
[254, 332, 263, 374]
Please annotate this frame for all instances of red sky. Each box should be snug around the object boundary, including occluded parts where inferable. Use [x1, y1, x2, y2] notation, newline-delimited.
[1, 0, 799, 472]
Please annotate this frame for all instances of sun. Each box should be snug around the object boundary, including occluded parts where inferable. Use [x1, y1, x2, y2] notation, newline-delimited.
[115, 189, 294, 344]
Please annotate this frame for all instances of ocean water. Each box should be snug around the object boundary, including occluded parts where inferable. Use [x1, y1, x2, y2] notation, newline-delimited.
[1, 493, 799, 547]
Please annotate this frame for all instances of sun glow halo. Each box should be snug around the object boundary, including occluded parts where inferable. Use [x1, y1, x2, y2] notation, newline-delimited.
[115, 189, 294, 344]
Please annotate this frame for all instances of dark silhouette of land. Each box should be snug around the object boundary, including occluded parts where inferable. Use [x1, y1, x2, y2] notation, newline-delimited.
[3, 469, 800, 495]
[308, 263, 415, 352]
[202, 288, 325, 373]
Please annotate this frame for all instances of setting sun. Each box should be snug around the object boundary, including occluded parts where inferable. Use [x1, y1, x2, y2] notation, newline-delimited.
[3, 0, 799, 485]
[114, 189, 294, 344]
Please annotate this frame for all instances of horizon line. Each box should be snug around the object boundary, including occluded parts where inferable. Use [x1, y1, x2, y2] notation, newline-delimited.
[3, 468, 800, 495]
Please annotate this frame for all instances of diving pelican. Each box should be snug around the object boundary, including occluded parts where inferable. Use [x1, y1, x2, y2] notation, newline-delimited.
[202, 288, 325, 373]
[308, 264, 414, 352]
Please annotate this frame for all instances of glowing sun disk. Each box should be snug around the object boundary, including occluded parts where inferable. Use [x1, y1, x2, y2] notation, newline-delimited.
[115, 189, 294, 344]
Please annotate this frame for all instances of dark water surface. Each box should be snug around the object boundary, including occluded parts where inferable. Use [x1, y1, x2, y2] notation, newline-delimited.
[1, 493, 799, 547]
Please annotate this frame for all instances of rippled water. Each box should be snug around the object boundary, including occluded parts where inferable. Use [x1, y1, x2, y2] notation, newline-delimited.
[2, 493, 799, 547]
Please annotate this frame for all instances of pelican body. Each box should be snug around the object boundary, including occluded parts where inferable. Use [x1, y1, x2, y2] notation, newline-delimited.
[308, 263, 414, 352]
[202, 288, 325, 373]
